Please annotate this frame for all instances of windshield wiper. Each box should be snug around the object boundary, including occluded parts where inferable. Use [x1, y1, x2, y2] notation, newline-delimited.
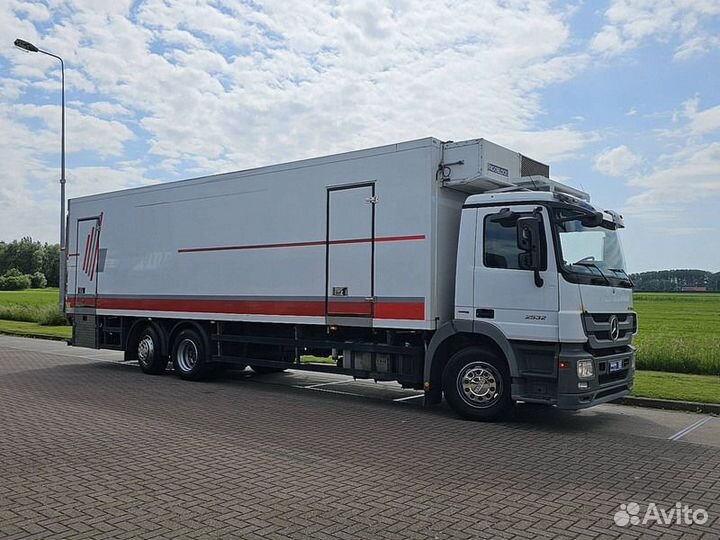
[572, 261, 611, 285]
[609, 268, 634, 287]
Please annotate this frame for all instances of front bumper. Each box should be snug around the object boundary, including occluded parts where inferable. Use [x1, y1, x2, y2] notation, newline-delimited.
[555, 345, 635, 410]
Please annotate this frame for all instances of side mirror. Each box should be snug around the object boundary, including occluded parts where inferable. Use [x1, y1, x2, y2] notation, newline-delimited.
[580, 211, 604, 227]
[517, 216, 541, 269]
[516, 216, 544, 287]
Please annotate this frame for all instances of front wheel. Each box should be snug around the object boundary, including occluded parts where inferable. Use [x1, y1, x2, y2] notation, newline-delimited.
[442, 347, 513, 421]
[172, 328, 210, 380]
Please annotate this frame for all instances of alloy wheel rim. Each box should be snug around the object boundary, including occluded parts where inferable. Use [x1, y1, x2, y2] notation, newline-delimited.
[456, 361, 503, 408]
[137, 335, 155, 368]
[176, 339, 199, 373]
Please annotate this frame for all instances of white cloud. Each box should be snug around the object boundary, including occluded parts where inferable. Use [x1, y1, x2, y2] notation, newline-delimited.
[626, 142, 720, 209]
[590, 25, 630, 57]
[653, 97, 720, 140]
[67, 166, 154, 200]
[673, 34, 720, 61]
[686, 101, 720, 136]
[500, 127, 600, 164]
[79, 101, 134, 119]
[1, 0, 597, 243]
[594, 145, 643, 177]
[13, 1, 51, 22]
[0, 111, 61, 243]
[591, 0, 720, 58]
[12, 103, 135, 157]
[621, 99, 720, 230]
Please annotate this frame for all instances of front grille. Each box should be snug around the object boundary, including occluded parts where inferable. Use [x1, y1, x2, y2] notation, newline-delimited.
[582, 312, 635, 350]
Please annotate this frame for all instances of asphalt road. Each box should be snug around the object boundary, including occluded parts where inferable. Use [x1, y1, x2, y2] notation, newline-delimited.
[0, 335, 718, 539]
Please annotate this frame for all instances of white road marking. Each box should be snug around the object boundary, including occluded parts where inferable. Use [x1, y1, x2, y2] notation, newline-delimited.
[299, 386, 366, 398]
[299, 379, 353, 389]
[393, 393, 424, 402]
[669, 416, 713, 441]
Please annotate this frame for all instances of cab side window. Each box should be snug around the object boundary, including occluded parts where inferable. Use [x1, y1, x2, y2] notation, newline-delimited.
[484, 216, 522, 269]
[483, 212, 547, 270]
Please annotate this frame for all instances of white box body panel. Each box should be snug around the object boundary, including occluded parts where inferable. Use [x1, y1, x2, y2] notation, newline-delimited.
[66, 137, 539, 330]
[67, 139, 440, 329]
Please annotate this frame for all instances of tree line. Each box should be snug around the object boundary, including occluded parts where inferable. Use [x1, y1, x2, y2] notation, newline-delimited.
[0, 238, 60, 290]
[630, 269, 720, 292]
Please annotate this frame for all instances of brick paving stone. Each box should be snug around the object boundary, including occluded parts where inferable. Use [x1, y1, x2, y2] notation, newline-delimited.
[0, 345, 718, 539]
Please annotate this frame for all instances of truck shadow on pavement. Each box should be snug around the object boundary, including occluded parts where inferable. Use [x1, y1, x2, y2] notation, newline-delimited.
[2, 358, 704, 446]
[159, 362, 689, 441]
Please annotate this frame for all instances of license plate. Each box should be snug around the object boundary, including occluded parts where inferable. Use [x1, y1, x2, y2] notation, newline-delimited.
[609, 360, 623, 373]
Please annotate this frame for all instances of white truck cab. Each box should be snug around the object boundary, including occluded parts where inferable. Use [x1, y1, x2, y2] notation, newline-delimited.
[429, 188, 635, 416]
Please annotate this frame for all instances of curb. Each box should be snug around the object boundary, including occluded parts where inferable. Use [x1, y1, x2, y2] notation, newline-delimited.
[612, 396, 720, 415]
[0, 330, 70, 343]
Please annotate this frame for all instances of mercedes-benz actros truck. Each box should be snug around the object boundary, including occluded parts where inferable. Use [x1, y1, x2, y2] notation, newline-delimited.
[66, 137, 636, 420]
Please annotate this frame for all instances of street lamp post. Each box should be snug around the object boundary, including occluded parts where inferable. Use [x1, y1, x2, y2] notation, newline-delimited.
[14, 38, 67, 314]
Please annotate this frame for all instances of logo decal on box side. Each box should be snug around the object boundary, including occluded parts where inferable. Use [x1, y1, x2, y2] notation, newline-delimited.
[487, 162, 509, 177]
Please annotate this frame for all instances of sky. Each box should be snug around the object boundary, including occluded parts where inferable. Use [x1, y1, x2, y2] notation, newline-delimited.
[1, 0, 719, 273]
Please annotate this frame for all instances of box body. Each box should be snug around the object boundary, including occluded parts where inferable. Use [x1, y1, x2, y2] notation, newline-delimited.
[68, 138, 457, 329]
[66, 137, 536, 331]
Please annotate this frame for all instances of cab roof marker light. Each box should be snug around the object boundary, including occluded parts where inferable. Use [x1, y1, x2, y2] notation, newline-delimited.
[603, 209, 625, 228]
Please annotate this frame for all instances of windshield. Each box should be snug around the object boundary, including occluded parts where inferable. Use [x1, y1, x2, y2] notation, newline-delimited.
[553, 209, 631, 287]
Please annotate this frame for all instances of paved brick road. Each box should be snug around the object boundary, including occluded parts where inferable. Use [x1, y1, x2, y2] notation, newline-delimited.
[1, 341, 719, 539]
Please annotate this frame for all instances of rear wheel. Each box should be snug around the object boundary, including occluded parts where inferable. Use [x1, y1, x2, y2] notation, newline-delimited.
[172, 328, 210, 380]
[442, 347, 513, 421]
[136, 326, 168, 375]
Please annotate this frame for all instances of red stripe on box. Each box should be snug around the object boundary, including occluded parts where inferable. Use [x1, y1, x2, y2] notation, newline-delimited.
[67, 297, 425, 320]
[178, 234, 425, 253]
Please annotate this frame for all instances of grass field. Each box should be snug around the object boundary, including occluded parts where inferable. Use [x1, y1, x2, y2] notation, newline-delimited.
[633, 370, 720, 404]
[0, 288, 68, 326]
[0, 288, 61, 306]
[633, 293, 720, 375]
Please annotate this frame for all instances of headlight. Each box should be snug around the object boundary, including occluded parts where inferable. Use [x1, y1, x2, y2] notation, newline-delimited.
[577, 359, 594, 379]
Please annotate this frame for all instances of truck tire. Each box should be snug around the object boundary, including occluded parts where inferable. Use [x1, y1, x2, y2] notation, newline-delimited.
[250, 365, 287, 375]
[136, 326, 168, 375]
[172, 328, 210, 380]
[442, 346, 513, 421]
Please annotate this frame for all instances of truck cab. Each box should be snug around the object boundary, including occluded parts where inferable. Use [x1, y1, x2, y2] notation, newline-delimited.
[428, 187, 636, 419]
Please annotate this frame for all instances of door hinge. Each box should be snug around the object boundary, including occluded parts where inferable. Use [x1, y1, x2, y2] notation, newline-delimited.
[366, 196, 379, 204]
[364, 296, 377, 303]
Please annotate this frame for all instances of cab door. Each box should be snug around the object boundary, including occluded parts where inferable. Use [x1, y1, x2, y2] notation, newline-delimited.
[474, 205, 559, 341]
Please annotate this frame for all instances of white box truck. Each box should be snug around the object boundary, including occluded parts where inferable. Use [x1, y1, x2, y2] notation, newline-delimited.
[66, 137, 636, 420]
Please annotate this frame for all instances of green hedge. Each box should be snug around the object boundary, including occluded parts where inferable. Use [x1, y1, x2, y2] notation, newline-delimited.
[0, 270, 48, 291]
[0, 275, 32, 290]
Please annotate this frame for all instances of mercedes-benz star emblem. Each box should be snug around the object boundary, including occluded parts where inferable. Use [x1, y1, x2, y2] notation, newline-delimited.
[608, 315, 620, 341]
